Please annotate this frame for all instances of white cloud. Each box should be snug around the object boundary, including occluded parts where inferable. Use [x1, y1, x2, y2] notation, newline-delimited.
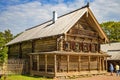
[0, 0, 119, 35]
[90, 0, 120, 22]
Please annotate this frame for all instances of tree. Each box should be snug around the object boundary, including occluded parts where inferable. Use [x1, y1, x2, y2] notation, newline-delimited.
[0, 29, 13, 63]
[0, 32, 8, 63]
[4, 29, 13, 43]
[100, 21, 120, 42]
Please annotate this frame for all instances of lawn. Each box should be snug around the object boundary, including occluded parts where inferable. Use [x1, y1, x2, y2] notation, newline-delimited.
[1, 75, 52, 80]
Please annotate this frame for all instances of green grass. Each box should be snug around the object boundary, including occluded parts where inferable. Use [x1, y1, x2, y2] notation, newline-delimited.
[1, 75, 52, 80]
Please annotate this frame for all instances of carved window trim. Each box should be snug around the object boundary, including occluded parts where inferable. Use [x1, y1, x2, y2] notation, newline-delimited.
[63, 41, 70, 51]
[83, 43, 89, 52]
[79, 42, 83, 52]
[71, 41, 75, 51]
[75, 42, 80, 52]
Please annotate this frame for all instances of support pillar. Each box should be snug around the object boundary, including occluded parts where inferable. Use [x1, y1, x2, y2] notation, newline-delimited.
[19, 43, 22, 58]
[99, 57, 101, 72]
[88, 56, 91, 72]
[97, 56, 99, 71]
[78, 55, 81, 72]
[37, 55, 39, 71]
[45, 54, 47, 73]
[32, 40, 35, 53]
[67, 55, 69, 73]
[102, 57, 105, 71]
[30, 55, 32, 74]
[105, 57, 108, 71]
[54, 54, 57, 77]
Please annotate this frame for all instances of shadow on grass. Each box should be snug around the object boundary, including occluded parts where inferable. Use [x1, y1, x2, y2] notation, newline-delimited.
[14, 74, 52, 79]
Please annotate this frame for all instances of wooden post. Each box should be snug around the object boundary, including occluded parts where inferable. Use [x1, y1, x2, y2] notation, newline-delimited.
[105, 57, 108, 71]
[37, 55, 39, 71]
[30, 55, 32, 74]
[88, 56, 91, 72]
[99, 57, 101, 72]
[102, 57, 105, 71]
[97, 56, 99, 71]
[54, 54, 57, 77]
[45, 54, 47, 73]
[32, 40, 35, 53]
[78, 55, 81, 72]
[60, 39, 63, 51]
[67, 55, 69, 73]
[19, 43, 22, 58]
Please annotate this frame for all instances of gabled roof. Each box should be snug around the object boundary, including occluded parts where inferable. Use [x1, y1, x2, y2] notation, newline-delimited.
[6, 6, 108, 46]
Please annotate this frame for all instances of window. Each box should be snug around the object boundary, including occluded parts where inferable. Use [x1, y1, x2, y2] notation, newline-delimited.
[63, 41, 70, 51]
[91, 44, 96, 52]
[83, 43, 89, 52]
[71, 41, 75, 51]
[75, 42, 79, 52]
[79, 43, 83, 51]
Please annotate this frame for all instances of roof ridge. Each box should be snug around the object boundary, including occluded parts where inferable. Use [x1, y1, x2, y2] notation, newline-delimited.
[26, 5, 88, 31]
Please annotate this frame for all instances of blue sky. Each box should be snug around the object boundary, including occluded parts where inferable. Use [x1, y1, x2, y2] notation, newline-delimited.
[0, 0, 120, 35]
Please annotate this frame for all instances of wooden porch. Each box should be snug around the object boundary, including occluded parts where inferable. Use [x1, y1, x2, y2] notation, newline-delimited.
[29, 51, 109, 78]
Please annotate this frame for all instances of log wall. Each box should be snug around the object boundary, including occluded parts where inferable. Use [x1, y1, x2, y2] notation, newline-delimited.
[34, 37, 57, 52]
[8, 37, 57, 58]
[9, 44, 19, 58]
[21, 41, 32, 58]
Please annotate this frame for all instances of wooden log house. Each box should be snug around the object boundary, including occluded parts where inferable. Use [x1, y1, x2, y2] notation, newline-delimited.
[6, 5, 110, 78]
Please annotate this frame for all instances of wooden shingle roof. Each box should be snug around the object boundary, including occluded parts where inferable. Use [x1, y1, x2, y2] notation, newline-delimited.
[7, 6, 108, 45]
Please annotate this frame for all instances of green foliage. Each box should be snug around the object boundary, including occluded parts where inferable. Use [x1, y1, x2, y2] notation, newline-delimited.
[4, 29, 13, 43]
[0, 29, 13, 63]
[0, 47, 8, 63]
[100, 21, 120, 42]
